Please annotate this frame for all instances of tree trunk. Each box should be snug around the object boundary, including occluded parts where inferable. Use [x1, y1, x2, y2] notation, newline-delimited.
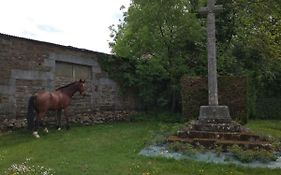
[171, 84, 177, 112]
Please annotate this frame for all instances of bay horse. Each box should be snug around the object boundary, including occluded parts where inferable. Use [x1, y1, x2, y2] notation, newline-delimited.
[26, 79, 86, 138]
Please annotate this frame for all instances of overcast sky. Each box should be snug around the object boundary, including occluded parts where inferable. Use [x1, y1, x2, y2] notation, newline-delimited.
[0, 0, 130, 54]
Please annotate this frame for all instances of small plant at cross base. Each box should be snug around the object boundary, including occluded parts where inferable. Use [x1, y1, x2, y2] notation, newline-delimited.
[167, 141, 280, 163]
[168, 142, 198, 156]
[228, 145, 278, 163]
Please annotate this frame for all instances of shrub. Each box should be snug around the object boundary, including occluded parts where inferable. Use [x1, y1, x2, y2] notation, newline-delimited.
[168, 142, 195, 154]
[228, 145, 278, 163]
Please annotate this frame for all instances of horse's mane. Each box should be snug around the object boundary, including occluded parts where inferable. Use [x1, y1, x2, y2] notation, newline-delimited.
[55, 81, 78, 91]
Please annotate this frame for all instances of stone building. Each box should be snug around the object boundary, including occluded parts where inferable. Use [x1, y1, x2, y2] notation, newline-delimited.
[0, 33, 136, 128]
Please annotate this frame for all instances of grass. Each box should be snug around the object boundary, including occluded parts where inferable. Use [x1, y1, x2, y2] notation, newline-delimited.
[245, 120, 281, 139]
[0, 120, 281, 175]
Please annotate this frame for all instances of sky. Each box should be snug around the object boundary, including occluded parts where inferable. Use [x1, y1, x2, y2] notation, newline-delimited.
[0, 0, 131, 54]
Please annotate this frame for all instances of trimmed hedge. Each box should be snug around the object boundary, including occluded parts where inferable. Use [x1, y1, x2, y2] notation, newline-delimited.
[256, 98, 281, 119]
[181, 76, 254, 124]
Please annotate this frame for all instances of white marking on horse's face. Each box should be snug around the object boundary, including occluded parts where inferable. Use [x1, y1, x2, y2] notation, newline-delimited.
[79, 83, 86, 96]
[57, 128, 61, 131]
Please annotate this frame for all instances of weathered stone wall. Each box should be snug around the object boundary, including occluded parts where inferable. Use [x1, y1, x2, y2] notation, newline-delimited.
[0, 33, 137, 130]
[0, 111, 137, 131]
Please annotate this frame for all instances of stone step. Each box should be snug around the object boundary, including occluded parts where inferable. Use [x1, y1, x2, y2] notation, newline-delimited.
[217, 140, 272, 150]
[197, 118, 233, 124]
[177, 130, 263, 142]
[167, 135, 193, 143]
[191, 122, 241, 132]
[167, 136, 272, 150]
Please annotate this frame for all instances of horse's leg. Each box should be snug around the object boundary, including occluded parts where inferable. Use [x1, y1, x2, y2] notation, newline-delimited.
[56, 109, 62, 131]
[33, 112, 43, 138]
[37, 112, 49, 134]
[42, 119, 48, 134]
[64, 108, 70, 130]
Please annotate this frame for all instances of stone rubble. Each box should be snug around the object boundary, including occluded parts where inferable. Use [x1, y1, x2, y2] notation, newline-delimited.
[0, 110, 137, 132]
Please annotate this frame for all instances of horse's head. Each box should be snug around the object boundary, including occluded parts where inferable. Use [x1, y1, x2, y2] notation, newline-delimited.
[78, 79, 86, 96]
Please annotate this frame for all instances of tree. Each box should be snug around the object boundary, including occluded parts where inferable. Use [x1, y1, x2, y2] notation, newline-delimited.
[108, 0, 281, 112]
[216, 0, 281, 97]
[109, 0, 205, 111]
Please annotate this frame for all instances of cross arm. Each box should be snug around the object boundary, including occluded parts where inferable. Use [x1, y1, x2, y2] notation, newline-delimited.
[199, 5, 223, 16]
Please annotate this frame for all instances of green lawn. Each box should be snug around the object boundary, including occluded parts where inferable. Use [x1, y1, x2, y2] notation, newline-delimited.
[0, 120, 281, 175]
[245, 120, 281, 139]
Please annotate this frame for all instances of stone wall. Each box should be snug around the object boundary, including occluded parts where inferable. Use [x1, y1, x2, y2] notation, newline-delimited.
[0, 33, 137, 130]
[0, 111, 137, 131]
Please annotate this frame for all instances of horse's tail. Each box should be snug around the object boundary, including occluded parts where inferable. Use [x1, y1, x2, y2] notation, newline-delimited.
[27, 95, 36, 130]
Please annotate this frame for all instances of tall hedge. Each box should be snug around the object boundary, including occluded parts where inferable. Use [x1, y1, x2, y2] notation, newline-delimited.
[181, 76, 254, 124]
[256, 98, 281, 119]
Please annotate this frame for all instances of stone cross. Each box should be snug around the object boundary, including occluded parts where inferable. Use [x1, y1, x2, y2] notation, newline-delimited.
[199, 0, 223, 106]
[198, 0, 231, 121]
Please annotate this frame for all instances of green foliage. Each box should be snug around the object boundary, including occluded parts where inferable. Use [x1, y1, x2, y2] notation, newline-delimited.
[106, 0, 281, 113]
[214, 144, 224, 156]
[109, 0, 206, 111]
[97, 54, 138, 91]
[111, 0, 204, 58]
[168, 142, 197, 155]
[228, 145, 277, 163]
[256, 98, 281, 119]
[216, 0, 281, 98]
[130, 111, 185, 123]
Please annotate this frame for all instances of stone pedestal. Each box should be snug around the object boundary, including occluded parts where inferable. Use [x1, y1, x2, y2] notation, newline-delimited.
[167, 106, 273, 150]
[167, 105, 273, 150]
[198, 105, 231, 122]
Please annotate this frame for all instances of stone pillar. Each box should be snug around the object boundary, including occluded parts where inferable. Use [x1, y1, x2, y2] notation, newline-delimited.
[198, 0, 231, 122]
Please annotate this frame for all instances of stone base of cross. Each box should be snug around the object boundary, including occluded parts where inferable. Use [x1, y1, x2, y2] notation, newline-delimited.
[199, 105, 231, 122]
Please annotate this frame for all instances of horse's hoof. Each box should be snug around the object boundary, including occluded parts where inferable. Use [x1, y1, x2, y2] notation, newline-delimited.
[33, 131, 40, 138]
[57, 127, 61, 131]
[43, 128, 49, 133]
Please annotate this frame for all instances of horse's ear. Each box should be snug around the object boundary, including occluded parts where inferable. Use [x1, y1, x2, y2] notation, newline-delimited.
[79, 79, 82, 82]
[83, 79, 86, 83]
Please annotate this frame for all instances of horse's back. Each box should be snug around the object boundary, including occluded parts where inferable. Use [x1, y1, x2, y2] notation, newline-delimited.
[35, 90, 59, 111]
[35, 90, 71, 110]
